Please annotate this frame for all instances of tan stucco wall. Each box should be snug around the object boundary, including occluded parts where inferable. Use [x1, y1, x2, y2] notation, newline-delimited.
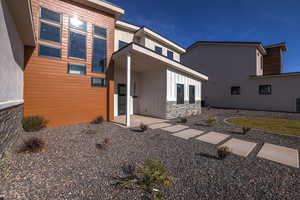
[114, 28, 135, 51]
[182, 44, 300, 112]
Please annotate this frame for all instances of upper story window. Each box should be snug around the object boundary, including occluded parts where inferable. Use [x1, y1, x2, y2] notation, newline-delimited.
[177, 84, 184, 104]
[68, 31, 86, 60]
[231, 86, 240, 95]
[189, 85, 195, 104]
[259, 85, 272, 95]
[155, 46, 163, 55]
[39, 44, 61, 59]
[119, 40, 129, 50]
[92, 25, 107, 74]
[167, 50, 174, 60]
[94, 25, 107, 38]
[69, 17, 87, 32]
[40, 22, 61, 43]
[40, 7, 61, 24]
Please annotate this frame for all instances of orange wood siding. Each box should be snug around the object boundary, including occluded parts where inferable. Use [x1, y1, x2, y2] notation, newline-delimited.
[24, 0, 115, 127]
[263, 47, 282, 75]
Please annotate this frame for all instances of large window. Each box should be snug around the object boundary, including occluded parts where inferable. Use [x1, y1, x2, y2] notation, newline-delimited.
[155, 46, 163, 55]
[68, 63, 86, 75]
[40, 7, 61, 24]
[177, 84, 184, 104]
[231, 86, 240, 95]
[259, 85, 272, 95]
[91, 77, 106, 88]
[39, 44, 61, 58]
[69, 17, 87, 32]
[92, 25, 107, 74]
[167, 50, 174, 60]
[40, 22, 61, 43]
[68, 31, 86, 60]
[189, 85, 195, 104]
[119, 40, 129, 50]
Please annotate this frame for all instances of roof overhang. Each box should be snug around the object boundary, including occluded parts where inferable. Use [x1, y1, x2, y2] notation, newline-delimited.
[250, 72, 300, 79]
[6, 0, 35, 46]
[113, 43, 208, 81]
[264, 42, 287, 52]
[116, 20, 140, 32]
[135, 27, 186, 54]
[69, 0, 124, 19]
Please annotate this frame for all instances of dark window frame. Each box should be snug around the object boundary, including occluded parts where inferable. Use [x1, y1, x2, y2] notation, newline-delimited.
[40, 7, 62, 24]
[177, 84, 185, 104]
[189, 85, 196, 104]
[69, 16, 87, 32]
[231, 86, 241, 95]
[38, 44, 62, 59]
[119, 40, 129, 50]
[167, 50, 174, 60]
[39, 21, 62, 44]
[67, 63, 86, 76]
[259, 85, 272, 95]
[91, 77, 107, 88]
[68, 31, 87, 61]
[155, 46, 163, 55]
[93, 25, 107, 38]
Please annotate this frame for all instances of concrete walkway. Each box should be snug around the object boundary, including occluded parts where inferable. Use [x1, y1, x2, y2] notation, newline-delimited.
[150, 122, 299, 168]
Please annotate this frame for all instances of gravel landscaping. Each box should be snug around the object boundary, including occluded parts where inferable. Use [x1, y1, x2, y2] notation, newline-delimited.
[1, 108, 300, 200]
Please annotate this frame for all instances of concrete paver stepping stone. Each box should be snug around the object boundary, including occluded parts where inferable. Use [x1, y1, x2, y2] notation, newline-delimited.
[219, 138, 257, 157]
[149, 123, 172, 129]
[161, 125, 189, 133]
[172, 129, 205, 140]
[196, 131, 230, 145]
[257, 143, 299, 168]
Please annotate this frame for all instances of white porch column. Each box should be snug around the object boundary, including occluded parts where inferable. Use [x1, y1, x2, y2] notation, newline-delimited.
[126, 53, 131, 127]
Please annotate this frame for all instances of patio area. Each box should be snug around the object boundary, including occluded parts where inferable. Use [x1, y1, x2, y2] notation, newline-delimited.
[112, 115, 168, 128]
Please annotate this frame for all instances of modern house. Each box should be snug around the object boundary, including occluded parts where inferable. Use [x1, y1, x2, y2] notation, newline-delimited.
[182, 41, 300, 113]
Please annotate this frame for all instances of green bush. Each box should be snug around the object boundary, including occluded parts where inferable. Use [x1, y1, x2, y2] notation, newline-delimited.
[22, 116, 48, 132]
[18, 137, 45, 153]
[91, 115, 103, 124]
[206, 116, 217, 126]
[242, 127, 251, 134]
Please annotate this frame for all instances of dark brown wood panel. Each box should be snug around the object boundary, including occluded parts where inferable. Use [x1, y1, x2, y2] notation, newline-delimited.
[263, 47, 282, 75]
[24, 0, 116, 127]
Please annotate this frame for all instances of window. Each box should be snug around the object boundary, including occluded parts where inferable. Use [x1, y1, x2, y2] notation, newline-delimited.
[69, 31, 86, 60]
[39, 44, 61, 58]
[40, 7, 61, 24]
[167, 50, 174, 60]
[259, 85, 272, 95]
[69, 17, 87, 32]
[94, 25, 107, 38]
[119, 40, 129, 50]
[91, 77, 106, 88]
[189, 85, 195, 104]
[231, 86, 240, 95]
[68, 63, 86, 75]
[40, 22, 61, 43]
[155, 46, 163, 55]
[92, 36, 107, 74]
[177, 84, 184, 104]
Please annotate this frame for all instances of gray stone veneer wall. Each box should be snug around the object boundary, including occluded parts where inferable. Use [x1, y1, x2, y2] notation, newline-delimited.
[166, 101, 202, 119]
[0, 104, 23, 159]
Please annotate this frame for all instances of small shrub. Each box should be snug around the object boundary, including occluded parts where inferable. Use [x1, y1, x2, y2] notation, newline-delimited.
[178, 117, 187, 124]
[236, 109, 240, 113]
[217, 146, 230, 160]
[22, 116, 48, 132]
[242, 127, 251, 134]
[140, 123, 149, 132]
[18, 137, 45, 153]
[96, 137, 111, 150]
[91, 116, 103, 124]
[206, 116, 217, 126]
[104, 137, 111, 145]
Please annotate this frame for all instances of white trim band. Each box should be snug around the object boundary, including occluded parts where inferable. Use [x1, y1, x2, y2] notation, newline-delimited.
[0, 100, 24, 110]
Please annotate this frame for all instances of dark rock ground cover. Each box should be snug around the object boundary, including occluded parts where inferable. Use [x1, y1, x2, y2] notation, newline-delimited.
[0, 108, 300, 200]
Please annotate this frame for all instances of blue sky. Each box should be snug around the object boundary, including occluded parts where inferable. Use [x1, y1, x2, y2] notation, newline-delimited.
[109, 0, 300, 72]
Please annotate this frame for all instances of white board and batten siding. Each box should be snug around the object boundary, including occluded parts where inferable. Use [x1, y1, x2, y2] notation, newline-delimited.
[166, 69, 202, 102]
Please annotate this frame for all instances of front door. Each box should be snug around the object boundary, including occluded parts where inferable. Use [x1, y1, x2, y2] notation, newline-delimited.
[118, 84, 126, 115]
[297, 99, 300, 112]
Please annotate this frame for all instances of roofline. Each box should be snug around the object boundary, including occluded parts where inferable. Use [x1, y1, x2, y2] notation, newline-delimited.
[250, 72, 300, 79]
[135, 27, 186, 53]
[186, 41, 267, 55]
[113, 42, 207, 81]
[264, 42, 287, 52]
[116, 20, 140, 32]
[69, 0, 124, 19]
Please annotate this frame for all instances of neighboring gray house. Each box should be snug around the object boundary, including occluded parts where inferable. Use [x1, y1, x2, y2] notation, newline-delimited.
[182, 41, 300, 113]
[0, 0, 35, 157]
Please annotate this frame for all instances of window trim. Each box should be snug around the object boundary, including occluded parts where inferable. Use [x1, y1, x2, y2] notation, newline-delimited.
[69, 16, 87, 32]
[39, 21, 62, 44]
[176, 83, 185, 105]
[93, 25, 107, 38]
[39, 6, 62, 25]
[92, 34, 107, 74]
[189, 85, 196, 104]
[68, 31, 87, 61]
[91, 77, 107, 88]
[67, 63, 87, 76]
[259, 84, 272, 95]
[38, 44, 62, 59]
[231, 86, 241, 95]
